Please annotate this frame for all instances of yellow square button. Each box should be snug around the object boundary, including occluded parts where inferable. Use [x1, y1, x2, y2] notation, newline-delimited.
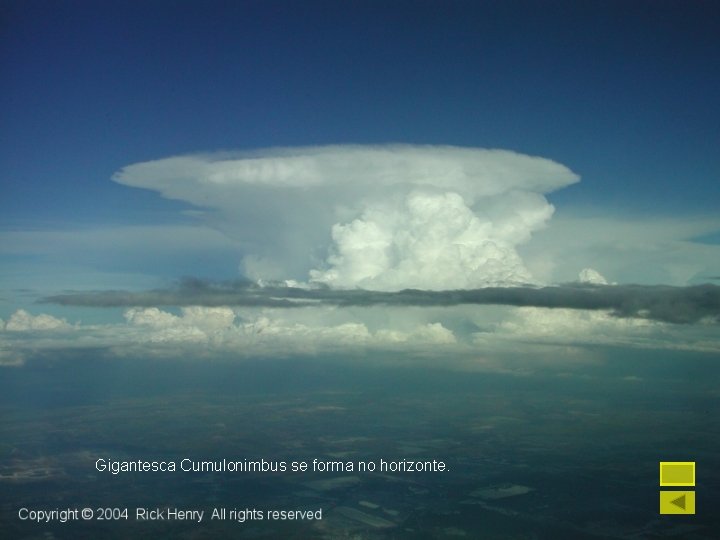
[660, 490, 695, 514]
[660, 462, 695, 486]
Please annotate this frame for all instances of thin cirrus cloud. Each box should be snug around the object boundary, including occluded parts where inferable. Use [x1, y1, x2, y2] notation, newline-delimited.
[113, 145, 579, 289]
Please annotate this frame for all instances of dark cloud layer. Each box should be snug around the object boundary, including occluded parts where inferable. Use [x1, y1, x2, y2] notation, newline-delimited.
[42, 279, 720, 325]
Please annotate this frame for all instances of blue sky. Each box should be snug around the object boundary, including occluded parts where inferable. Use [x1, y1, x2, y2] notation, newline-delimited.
[1, 1, 719, 365]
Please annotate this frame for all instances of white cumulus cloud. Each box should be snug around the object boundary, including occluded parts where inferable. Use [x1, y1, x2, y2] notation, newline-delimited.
[309, 190, 547, 289]
[3, 310, 71, 331]
[578, 268, 609, 285]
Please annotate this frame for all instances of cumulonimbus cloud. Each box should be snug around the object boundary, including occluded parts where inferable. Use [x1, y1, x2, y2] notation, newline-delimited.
[113, 145, 579, 290]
